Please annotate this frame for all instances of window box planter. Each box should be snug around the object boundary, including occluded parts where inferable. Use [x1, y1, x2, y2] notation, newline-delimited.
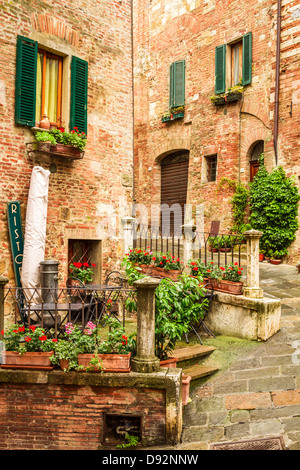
[225, 92, 242, 103]
[162, 115, 172, 123]
[172, 112, 184, 120]
[1, 351, 54, 370]
[77, 352, 131, 372]
[36, 141, 53, 152]
[50, 144, 83, 158]
[212, 96, 226, 106]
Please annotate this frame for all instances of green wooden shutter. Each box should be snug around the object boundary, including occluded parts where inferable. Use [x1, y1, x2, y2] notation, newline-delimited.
[15, 35, 37, 126]
[169, 60, 185, 108]
[242, 32, 252, 86]
[70, 56, 88, 134]
[215, 45, 226, 94]
[169, 63, 174, 108]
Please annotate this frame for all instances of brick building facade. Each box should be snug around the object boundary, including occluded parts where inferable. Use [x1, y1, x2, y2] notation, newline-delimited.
[132, 0, 300, 260]
[0, 0, 133, 287]
[1, 0, 300, 290]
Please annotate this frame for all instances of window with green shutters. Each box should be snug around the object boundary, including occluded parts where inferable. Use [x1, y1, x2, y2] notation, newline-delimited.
[15, 35, 88, 134]
[214, 33, 252, 94]
[169, 60, 186, 109]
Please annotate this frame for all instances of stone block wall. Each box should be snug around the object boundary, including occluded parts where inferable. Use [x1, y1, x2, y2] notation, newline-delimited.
[0, 0, 133, 289]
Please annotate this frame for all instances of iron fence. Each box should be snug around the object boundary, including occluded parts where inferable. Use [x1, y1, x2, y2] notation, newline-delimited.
[132, 224, 246, 268]
[1, 285, 136, 339]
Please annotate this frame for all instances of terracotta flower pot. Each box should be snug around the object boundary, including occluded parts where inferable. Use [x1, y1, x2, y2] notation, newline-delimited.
[270, 259, 282, 265]
[59, 359, 70, 371]
[209, 278, 243, 295]
[140, 264, 153, 275]
[51, 143, 81, 157]
[163, 270, 182, 281]
[77, 352, 131, 372]
[259, 253, 265, 262]
[1, 351, 54, 370]
[220, 247, 231, 252]
[151, 266, 165, 277]
[160, 357, 178, 368]
[182, 374, 191, 406]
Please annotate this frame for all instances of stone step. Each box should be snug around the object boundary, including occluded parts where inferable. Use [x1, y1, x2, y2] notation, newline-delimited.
[182, 363, 219, 381]
[170, 344, 216, 362]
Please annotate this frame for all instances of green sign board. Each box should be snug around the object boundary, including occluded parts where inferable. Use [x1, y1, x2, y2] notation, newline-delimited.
[7, 201, 24, 287]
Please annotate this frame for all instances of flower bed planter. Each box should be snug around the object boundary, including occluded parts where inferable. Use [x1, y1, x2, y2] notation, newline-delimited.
[77, 353, 131, 372]
[162, 115, 171, 123]
[1, 351, 54, 370]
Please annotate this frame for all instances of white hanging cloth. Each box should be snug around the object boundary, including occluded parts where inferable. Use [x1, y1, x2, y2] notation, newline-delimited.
[21, 166, 50, 303]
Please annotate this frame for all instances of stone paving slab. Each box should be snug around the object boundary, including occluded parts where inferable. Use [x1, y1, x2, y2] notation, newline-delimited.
[179, 263, 300, 450]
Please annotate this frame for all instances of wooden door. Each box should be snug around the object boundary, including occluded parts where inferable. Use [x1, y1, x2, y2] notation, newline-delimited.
[161, 151, 189, 236]
[250, 160, 260, 182]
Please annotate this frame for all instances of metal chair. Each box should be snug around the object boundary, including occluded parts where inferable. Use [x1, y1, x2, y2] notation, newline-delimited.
[98, 271, 124, 325]
[185, 283, 216, 345]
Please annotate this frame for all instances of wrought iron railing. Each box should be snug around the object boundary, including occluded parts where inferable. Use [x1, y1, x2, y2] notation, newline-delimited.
[132, 224, 245, 268]
[1, 286, 136, 339]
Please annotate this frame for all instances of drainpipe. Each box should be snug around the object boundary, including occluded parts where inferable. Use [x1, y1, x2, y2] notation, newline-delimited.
[130, 0, 136, 217]
[274, 0, 281, 167]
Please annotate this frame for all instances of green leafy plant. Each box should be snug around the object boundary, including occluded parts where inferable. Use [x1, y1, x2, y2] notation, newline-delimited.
[250, 164, 300, 258]
[218, 263, 243, 282]
[1, 325, 55, 354]
[231, 183, 250, 233]
[51, 127, 87, 151]
[35, 131, 56, 145]
[69, 262, 96, 284]
[116, 433, 140, 449]
[154, 275, 208, 360]
[97, 316, 136, 355]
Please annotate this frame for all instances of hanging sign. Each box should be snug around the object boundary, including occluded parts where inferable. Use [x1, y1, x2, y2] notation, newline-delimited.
[7, 201, 24, 287]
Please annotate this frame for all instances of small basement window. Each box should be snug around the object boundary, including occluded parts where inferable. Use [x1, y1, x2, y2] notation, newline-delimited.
[203, 154, 217, 183]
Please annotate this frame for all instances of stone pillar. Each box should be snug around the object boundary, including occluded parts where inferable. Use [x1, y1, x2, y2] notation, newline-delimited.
[243, 230, 264, 299]
[0, 276, 9, 332]
[182, 222, 196, 266]
[121, 216, 136, 255]
[131, 277, 161, 373]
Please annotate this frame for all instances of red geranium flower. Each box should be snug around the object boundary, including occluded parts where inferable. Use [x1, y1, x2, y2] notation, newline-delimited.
[39, 335, 47, 341]
[18, 326, 25, 333]
[25, 336, 31, 342]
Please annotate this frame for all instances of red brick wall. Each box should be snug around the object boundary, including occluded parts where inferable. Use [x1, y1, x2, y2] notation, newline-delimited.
[0, 382, 166, 450]
[0, 0, 133, 290]
[133, 0, 300, 260]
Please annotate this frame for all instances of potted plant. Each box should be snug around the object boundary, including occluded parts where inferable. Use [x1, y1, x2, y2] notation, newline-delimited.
[155, 276, 209, 362]
[49, 337, 79, 371]
[219, 235, 235, 252]
[170, 106, 185, 120]
[210, 94, 226, 106]
[270, 249, 287, 265]
[162, 113, 171, 123]
[50, 127, 87, 156]
[69, 262, 96, 284]
[259, 249, 265, 262]
[34, 131, 56, 152]
[225, 84, 244, 102]
[212, 263, 244, 294]
[0, 325, 56, 370]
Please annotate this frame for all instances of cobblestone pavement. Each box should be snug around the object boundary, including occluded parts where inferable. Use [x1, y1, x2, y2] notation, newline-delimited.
[178, 262, 300, 450]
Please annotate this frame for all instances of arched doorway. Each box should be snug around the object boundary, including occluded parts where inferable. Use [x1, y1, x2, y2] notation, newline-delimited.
[161, 150, 189, 236]
[249, 140, 264, 182]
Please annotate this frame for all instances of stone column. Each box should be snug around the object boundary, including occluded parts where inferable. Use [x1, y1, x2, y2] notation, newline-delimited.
[121, 216, 136, 255]
[0, 276, 9, 332]
[182, 222, 196, 266]
[243, 230, 264, 299]
[131, 277, 161, 373]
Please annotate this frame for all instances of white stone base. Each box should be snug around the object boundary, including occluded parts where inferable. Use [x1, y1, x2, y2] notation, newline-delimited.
[206, 292, 281, 342]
